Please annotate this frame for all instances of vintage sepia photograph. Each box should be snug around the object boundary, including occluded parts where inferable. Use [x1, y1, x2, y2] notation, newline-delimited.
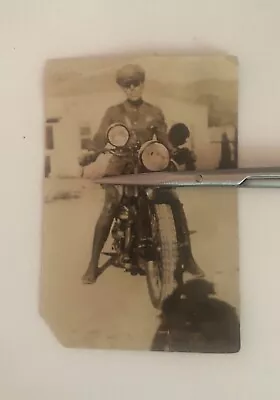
[40, 54, 240, 352]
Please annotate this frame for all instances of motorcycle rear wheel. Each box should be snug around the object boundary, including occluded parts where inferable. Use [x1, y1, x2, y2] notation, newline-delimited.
[145, 203, 179, 309]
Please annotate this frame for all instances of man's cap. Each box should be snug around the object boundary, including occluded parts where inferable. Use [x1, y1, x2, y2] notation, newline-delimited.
[116, 64, 145, 87]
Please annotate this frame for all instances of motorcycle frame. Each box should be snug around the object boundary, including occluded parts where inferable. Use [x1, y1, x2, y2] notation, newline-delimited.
[103, 124, 191, 273]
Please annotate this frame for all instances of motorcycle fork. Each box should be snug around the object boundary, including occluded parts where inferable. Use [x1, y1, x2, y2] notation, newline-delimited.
[120, 189, 138, 264]
[121, 163, 139, 264]
[133, 163, 139, 198]
[136, 193, 157, 261]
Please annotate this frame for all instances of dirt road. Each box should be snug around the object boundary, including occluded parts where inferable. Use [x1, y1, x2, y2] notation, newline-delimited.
[40, 178, 240, 351]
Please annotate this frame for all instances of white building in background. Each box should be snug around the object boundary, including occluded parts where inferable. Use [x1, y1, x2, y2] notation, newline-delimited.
[44, 93, 236, 178]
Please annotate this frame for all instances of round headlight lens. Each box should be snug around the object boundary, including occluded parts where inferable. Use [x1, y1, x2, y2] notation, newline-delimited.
[139, 141, 170, 171]
[107, 124, 130, 147]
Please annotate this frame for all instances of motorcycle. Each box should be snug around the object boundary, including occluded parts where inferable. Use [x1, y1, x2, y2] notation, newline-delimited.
[81, 123, 196, 309]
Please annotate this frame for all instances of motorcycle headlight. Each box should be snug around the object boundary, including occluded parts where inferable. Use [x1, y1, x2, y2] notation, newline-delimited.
[106, 123, 130, 148]
[139, 141, 170, 172]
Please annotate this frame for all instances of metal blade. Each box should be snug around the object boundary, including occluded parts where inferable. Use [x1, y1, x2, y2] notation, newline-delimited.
[91, 166, 280, 188]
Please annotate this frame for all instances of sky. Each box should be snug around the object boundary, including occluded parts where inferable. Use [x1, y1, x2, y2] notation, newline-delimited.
[45, 54, 238, 97]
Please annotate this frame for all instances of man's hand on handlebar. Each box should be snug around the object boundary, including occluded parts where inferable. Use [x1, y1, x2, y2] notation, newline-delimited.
[78, 151, 100, 167]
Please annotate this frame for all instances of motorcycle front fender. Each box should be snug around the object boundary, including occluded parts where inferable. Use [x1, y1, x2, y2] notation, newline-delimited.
[147, 187, 191, 247]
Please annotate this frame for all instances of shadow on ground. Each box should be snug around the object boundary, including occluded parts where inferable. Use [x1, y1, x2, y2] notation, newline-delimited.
[151, 278, 240, 353]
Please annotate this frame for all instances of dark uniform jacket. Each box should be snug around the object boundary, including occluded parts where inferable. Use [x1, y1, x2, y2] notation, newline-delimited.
[91, 99, 171, 176]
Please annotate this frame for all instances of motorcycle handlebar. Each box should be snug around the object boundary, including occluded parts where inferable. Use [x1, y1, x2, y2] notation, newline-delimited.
[81, 140, 170, 167]
[103, 143, 141, 156]
[80, 146, 135, 167]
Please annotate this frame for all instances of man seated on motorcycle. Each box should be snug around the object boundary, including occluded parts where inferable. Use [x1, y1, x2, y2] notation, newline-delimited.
[79, 63, 204, 283]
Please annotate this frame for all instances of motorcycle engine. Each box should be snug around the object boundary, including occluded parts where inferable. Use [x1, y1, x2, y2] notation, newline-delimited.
[112, 220, 125, 241]
[118, 205, 130, 220]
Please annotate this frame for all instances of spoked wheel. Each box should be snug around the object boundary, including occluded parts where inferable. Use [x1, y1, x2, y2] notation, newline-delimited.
[145, 203, 180, 309]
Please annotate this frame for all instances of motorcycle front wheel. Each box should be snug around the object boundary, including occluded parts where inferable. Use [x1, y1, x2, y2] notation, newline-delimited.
[145, 203, 179, 309]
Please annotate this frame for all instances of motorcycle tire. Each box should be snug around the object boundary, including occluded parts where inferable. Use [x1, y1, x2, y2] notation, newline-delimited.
[145, 203, 179, 309]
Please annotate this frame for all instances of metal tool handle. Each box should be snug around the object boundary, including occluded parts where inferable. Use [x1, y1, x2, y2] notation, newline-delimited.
[92, 167, 280, 188]
[151, 170, 280, 187]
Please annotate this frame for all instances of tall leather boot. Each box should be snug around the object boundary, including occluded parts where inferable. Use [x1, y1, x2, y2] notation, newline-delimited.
[82, 213, 115, 284]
